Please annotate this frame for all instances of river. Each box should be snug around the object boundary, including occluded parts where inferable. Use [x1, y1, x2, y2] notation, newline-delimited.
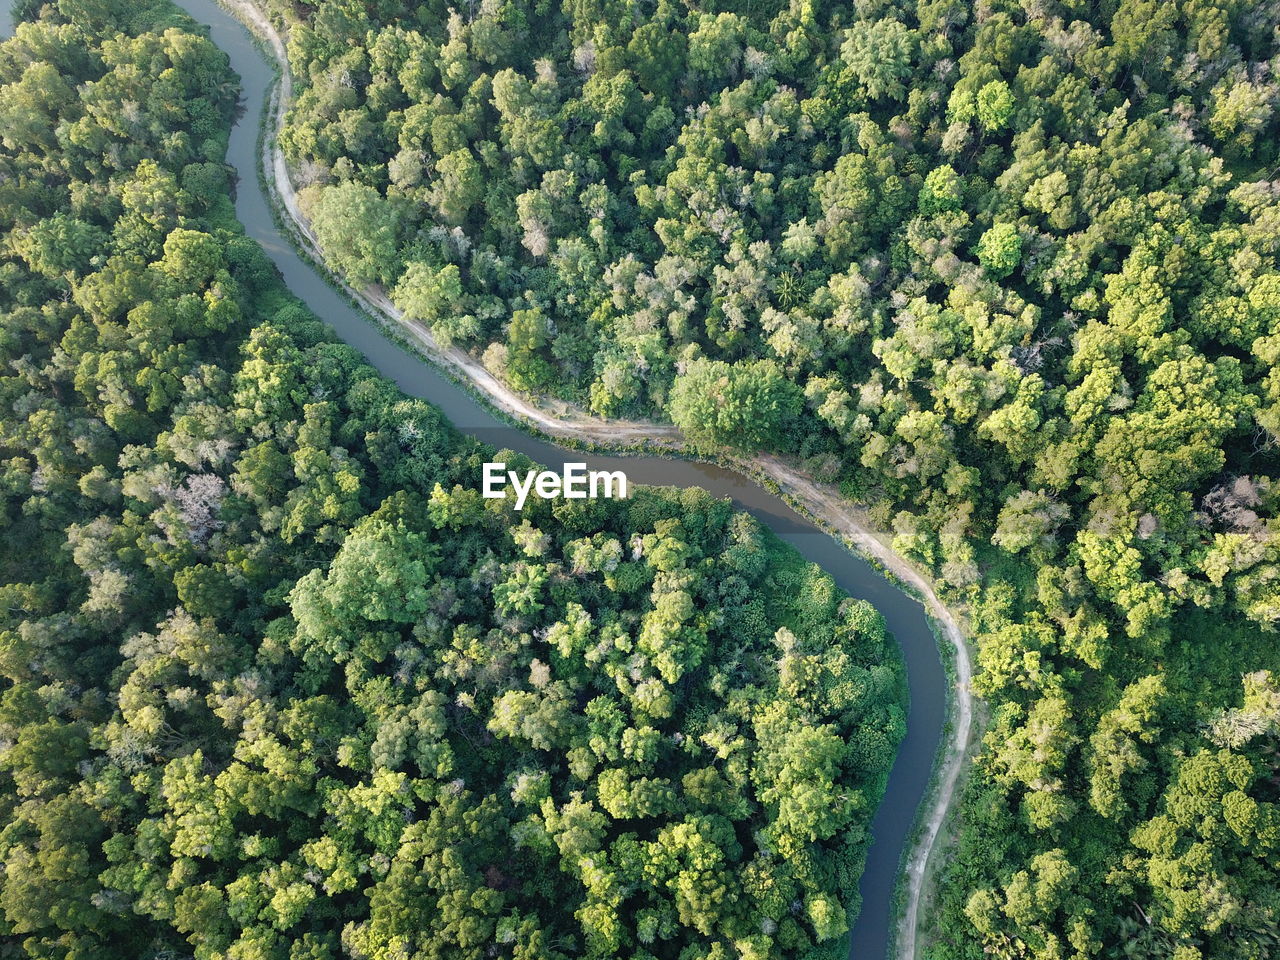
[2, 3, 950, 957]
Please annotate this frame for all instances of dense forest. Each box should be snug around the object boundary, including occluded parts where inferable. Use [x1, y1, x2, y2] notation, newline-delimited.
[0, 2, 906, 958]
[265, 0, 1280, 957]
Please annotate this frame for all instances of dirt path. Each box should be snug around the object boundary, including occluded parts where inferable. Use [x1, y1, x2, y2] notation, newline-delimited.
[218, 2, 974, 953]
[760, 456, 973, 960]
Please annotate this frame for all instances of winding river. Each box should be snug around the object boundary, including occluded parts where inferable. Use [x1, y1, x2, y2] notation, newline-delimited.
[3, 3, 954, 957]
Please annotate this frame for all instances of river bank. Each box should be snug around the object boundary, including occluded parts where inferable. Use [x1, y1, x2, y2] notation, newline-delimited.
[168, 1, 979, 955]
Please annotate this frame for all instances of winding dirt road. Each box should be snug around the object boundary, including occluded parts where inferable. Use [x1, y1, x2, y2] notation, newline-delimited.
[216, 3, 975, 954]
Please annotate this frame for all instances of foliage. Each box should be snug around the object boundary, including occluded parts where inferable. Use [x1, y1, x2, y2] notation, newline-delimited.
[267, 0, 1280, 955]
[669, 358, 804, 451]
[0, 4, 905, 958]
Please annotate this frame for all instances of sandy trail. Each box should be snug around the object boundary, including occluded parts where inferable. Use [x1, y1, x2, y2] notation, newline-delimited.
[219, 3, 974, 954]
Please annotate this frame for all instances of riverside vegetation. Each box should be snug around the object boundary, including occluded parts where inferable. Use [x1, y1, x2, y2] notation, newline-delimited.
[0, 2, 908, 958]
[264, 0, 1280, 957]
